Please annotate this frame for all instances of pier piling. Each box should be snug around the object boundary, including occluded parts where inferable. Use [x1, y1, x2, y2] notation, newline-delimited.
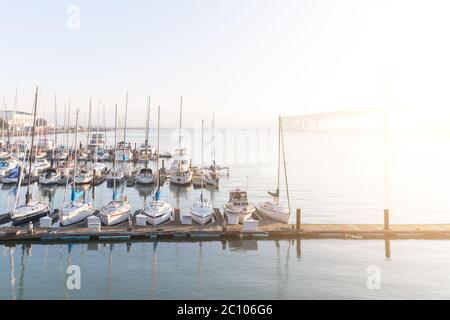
[296, 209, 301, 231]
[384, 209, 390, 231]
[385, 238, 391, 258]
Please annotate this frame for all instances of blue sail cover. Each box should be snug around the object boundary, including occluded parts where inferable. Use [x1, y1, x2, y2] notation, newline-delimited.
[113, 191, 120, 201]
[8, 166, 19, 179]
[71, 188, 84, 202]
[123, 154, 129, 161]
[155, 190, 161, 201]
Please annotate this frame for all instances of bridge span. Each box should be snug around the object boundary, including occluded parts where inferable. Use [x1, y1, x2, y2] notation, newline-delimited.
[283, 108, 384, 131]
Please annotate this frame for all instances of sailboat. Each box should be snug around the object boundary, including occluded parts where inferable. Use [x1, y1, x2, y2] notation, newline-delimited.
[204, 114, 220, 187]
[258, 116, 291, 224]
[39, 167, 61, 185]
[190, 120, 213, 225]
[170, 96, 193, 186]
[99, 104, 132, 226]
[2, 165, 21, 184]
[40, 94, 63, 186]
[107, 94, 129, 184]
[90, 100, 109, 181]
[0, 158, 19, 177]
[136, 97, 155, 185]
[10, 87, 50, 226]
[59, 109, 96, 226]
[143, 105, 173, 225]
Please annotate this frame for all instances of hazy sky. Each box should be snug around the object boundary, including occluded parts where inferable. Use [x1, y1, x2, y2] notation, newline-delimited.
[1, 0, 450, 128]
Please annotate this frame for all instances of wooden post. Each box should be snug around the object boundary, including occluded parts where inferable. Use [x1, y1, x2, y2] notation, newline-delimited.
[127, 215, 132, 231]
[296, 208, 301, 231]
[28, 221, 34, 235]
[174, 208, 180, 224]
[385, 238, 391, 258]
[384, 209, 389, 230]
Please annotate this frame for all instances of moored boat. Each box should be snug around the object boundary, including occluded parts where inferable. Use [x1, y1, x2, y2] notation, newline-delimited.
[10, 87, 50, 226]
[59, 109, 96, 227]
[258, 116, 291, 224]
[224, 188, 255, 224]
[39, 168, 60, 186]
[190, 120, 213, 225]
[0, 158, 18, 177]
[100, 102, 132, 226]
[143, 105, 173, 226]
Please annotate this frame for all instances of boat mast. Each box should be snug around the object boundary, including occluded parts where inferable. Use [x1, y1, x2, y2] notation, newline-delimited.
[53, 94, 57, 161]
[102, 104, 107, 147]
[25, 86, 39, 205]
[95, 100, 101, 164]
[122, 92, 128, 162]
[113, 103, 118, 203]
[4, 97, 10, 148]
[156, 105, 160, 191]
[72, 109, 80, 202]
[280, 117, 291, 215]
[178, 96, 183, 147]
[66, 100, 71, 154]
[63, 103, 66, 153]
[12, 88, 18, 148]
[86, 97, 92, 151]
[211, 113, 215, 167]
[201, 119, 204, 201]
[2, 96, 5, 147]
[145, 97, 150, 168]
[277, 116, 281, 200]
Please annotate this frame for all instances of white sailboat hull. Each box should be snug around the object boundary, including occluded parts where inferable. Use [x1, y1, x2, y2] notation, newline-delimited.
[190, 200, 213, 225]
[74, 174, 93, 185]
[99, 201, 132, 226]
[59, 202, 95, 226]
[143, 201, 173, 225]
[135, 174, 155, 185]
[259, 201, 290, 224]
[11, 201, 50, 226]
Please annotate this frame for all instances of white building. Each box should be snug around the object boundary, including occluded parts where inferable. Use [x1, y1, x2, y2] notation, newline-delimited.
[4, 110, 34, 128]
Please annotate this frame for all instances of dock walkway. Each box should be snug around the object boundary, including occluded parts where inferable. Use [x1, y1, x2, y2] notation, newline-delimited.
[1, 208, 450, 243]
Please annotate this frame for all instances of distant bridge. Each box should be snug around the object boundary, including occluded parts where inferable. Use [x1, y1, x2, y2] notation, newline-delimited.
[283, 108, 384, 131]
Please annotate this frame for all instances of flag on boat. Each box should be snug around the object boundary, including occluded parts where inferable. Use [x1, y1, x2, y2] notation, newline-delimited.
[71, 189, 84, 202]
[113, 191, 120, 201]
[268, 188, 280, 198]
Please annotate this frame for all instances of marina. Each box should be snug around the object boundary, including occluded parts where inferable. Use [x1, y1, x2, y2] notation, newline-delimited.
[3, 0, 450, 303]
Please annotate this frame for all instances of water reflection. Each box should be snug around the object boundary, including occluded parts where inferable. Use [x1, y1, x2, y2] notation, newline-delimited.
[169, 184, 193, 208]
[228, 239, 258, 251]
[9, 246, 16, 300]
[150, 241, 158, 299]
[107, 243, 113, 299]
[18, 244, 26, 300]
[1, 238, 401, 299]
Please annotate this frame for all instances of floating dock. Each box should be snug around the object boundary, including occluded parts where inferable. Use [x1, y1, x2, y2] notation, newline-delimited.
[1, 209, 450, 244]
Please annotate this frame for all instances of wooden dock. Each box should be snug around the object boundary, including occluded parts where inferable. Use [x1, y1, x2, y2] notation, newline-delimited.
[1, 208, 450, 244]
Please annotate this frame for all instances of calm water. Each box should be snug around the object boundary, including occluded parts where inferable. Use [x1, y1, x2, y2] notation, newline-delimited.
[1, 129, 450, 299]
